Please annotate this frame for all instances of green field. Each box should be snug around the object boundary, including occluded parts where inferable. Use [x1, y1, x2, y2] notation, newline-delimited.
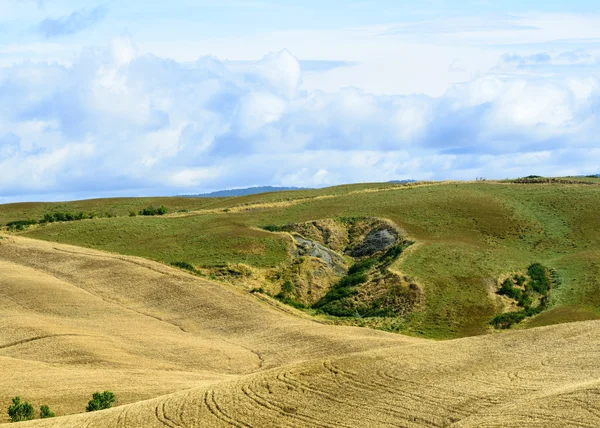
[4, 180, 600, 339]
[0, 197, 229, 225]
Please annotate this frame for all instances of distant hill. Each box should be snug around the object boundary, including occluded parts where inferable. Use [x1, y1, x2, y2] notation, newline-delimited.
[184, 186, 310, 198]
[388, 179, 417, 184]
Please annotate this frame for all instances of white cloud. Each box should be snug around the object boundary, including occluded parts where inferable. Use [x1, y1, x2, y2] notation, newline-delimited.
[0, 37, 599, 201]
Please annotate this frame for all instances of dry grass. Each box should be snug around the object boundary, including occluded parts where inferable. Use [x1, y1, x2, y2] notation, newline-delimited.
[2, 236, 600, 426]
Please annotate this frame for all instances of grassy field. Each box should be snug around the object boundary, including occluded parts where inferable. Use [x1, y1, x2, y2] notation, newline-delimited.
[5, 181, 599, 339]
[0, 197, 227, 225]
[2, 236, 600, 427]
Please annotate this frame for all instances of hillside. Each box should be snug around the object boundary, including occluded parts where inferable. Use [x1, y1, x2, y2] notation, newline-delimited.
[3, 180, 600, 339]
[1, 236, 600, 426]
[0, 236, 408, 423]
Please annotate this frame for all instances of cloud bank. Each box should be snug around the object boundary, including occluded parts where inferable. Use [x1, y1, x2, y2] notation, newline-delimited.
[0, 37, 599, 202]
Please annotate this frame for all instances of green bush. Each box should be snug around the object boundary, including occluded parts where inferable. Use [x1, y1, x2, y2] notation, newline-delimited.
[378, 242, 412, 266]
[313, 281, 361, 311]
[8, 396, 34, 422]
[281, 280, 295, 295]
[492, 263, 554, 329]
[261, 225, 280, 232]
[517, 293, 533, 309]
[490, 311, 527, 329]
[86, 391, 116, 412]
[317, 299, 358, 317]
[138, 206, 168, 216]
[276, 295, 306, 309]
[498, 278, 517, 297]
[6, 219, 38, 231]
[513, 274, 527, 286]
[348, 258, 377, 275]
[528, 263, 551, 294]
[313, 258, 376, 316]
[39, 404, 55, 419]
[337, 272, 368, 289]
[171, 261, 196, 272]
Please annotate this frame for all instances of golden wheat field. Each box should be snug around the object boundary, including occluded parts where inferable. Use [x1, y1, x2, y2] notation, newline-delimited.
[2, 235, 600, 427]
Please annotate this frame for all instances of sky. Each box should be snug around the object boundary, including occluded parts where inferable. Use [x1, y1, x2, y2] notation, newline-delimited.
[1, 1, 600, 202]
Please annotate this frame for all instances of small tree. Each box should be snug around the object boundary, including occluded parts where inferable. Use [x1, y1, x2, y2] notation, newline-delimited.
[8, 396, 34, 422]
[39, 404, 55, 419]
[86, 391, 116, 412]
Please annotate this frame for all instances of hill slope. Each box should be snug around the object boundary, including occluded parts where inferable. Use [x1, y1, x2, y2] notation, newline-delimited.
[5, 180, 600, 338]
[0, 236, 410, 423]
[2, 236, 600, 427]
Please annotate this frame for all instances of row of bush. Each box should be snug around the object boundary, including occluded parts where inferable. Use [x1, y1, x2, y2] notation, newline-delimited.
[8, 397, 54, 422]
[5, 211, 117, 231]
[7, 391, 115, 422]
[490, 301, 548, 329]
[132, 206, 168, 216]
[5, 206, 169, 231]
[512, 177, 598, 185]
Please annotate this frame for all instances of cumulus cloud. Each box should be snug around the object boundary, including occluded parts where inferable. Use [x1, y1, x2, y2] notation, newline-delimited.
[0, 38, 599, 202]
[37, 5, 108, 38]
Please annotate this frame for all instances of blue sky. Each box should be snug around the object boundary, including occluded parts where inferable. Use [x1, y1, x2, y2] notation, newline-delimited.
[1, 0, 600, 201]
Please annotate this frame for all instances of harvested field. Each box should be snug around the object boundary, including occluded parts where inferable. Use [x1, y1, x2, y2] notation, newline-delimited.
[2, 236, 600, 426]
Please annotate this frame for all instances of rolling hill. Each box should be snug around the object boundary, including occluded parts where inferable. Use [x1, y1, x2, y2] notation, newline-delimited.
[3, 180, 600, 338]
[1, 235, 600, 426]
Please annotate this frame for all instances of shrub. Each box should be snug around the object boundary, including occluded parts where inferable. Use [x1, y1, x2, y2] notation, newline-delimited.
[337, 272, 368, 289]
[8, 396, 34, 422]
[313, 283, 360, 310]
[86, 391, 116, 412]
[513, 274, 527, 286]
[261, 225, 280, 232]
[129, 211, 137, 217]
[281, 280, 295, 295]
[348, 258, 377, 275]
[490, 311, 527, 329]
[317, 299, 358, 317]
[171, 261, 196, 272]
[39, 404, 55, 419]
[493, 264, 554, 328]
[498, 278, 515, 296]
[517, 293, 532, 309]
[379, 242, 412, 266]
[6, 219, 38, 231]
[138, 206, 168, 216]
[276, 295, 306, 309]
[528, 263, 551, 294]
